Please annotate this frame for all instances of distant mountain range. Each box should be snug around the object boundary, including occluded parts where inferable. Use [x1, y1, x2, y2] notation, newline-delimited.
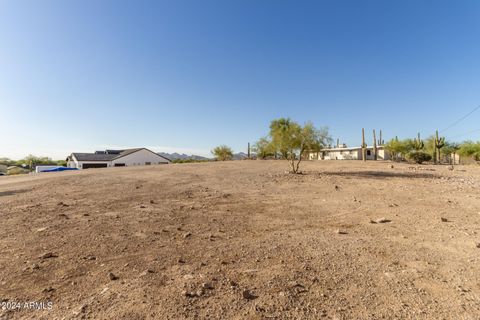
[158, 152, 210, 161]
[232, 152, 249, 160]
[158, 152, 251, 161]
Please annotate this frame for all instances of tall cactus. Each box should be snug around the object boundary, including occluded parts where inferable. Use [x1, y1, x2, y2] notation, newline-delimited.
[413, 132, 424, 151]
[373, 129, 378, 160]
[434, 130, 445, 164]
[361, 128, 367, 161]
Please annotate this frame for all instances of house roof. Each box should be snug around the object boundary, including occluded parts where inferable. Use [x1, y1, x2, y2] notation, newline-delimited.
[314, 146, 386, 152]
[69, 148, 170, 162]
[71, 153, 117, 161]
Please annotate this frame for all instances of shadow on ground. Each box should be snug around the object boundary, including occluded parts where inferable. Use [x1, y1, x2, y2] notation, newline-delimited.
[322, 170, 439, 180]
[0, 189, 30, 197]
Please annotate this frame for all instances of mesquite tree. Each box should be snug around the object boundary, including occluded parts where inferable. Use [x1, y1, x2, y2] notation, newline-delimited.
[269, 118, 331, 173]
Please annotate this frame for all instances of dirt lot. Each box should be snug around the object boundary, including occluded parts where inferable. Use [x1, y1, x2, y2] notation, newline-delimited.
[0, 160, 479, 319]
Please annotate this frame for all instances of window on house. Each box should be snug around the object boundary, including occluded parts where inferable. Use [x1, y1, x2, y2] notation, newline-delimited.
[367, 150, 372, 156]
[145, 162, 151, 165]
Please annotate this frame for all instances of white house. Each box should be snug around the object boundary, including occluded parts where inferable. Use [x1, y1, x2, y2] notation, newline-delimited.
[309, 146, 390, 161]
[66, 148, 170, 169]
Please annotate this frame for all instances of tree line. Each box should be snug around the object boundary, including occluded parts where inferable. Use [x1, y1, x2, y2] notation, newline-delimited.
[211, 119, 480, 170]
[0, 155, 66, 169]
[384, 132, 480, 164]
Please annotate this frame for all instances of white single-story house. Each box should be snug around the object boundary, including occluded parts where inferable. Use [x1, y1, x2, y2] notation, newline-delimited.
[309, 146, 390, 161]
[66, 148, 170, 169]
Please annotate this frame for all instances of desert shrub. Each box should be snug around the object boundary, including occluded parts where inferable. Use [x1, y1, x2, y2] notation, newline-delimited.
[211, 145, 233, 161]
[458, 141, 480, 161]
[407, 151, 432, 164]
[384, 138, 414, 161]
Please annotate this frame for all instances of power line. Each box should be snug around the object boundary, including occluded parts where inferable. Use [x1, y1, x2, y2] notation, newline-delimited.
[448, 128, 480, 140]
[439, 105, 480, 133]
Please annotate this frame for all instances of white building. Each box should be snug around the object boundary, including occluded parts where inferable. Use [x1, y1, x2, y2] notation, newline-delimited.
[309, 146, 390, 161]
[66, 148, 170, 169]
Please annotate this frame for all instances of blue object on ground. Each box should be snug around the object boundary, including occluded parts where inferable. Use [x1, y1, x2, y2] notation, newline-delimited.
[42, 167, 78, 172]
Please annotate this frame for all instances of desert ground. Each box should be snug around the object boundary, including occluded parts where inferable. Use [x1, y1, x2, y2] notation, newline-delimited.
[0, 160, 479, 320]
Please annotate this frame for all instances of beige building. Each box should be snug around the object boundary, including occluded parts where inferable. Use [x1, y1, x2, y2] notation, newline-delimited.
[309, 146, 390, 161]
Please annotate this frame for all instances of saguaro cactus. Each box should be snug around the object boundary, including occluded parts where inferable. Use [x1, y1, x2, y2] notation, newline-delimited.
[413, 132, 424, 151]
[373, 129, 378, 160]
[248, 142, 251, 159]
[361, 128, 367, 162]
[434, 130, 445, 164]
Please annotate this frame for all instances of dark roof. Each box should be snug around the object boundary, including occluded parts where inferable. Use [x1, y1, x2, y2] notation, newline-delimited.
[70, 148, 170, 162]
[71, 153, 117, 161]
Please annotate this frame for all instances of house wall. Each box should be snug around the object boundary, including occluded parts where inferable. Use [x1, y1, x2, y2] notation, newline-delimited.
[308, 147, 390, 161]
[67, 156, 111, 169]
[111, 149, 170, 167]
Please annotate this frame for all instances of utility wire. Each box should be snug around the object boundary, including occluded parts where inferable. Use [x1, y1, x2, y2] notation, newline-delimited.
[448, 128, 480, 140]
[439, 105, 480, 133]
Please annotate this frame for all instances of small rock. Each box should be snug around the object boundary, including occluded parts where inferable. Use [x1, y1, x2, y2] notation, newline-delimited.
[335, 229, 348, 235]
[242, 289, 257, 300]
[370, 218, 391, 224]
[42, 287, 55, 293]
[150, 200, 155, 204]
[140, 269, 155, 276]
[74, 304, 87, 315]
[178, 258, 186, 264]
[441, 217, 448, 222]
[334, 185, 340, 191]
[183, 232, 192, 239]
[57, 202, 69, 207]
[139, 205, 146, 209]
[202, 282, 214, 290]
[476, 243, 480, 248]
[36, 227, 47, 232]
[183, 290, 197, 298]
[108, 272, 119, 280]
[58, 213, 68, 218]
[39, 252, 58, 259]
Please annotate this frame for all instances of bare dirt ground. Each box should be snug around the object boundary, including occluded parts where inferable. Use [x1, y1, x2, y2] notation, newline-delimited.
[1, 160, 480, 320]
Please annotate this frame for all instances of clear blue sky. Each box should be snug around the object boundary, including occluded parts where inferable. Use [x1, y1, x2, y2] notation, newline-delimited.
[1, 0, 479, 159]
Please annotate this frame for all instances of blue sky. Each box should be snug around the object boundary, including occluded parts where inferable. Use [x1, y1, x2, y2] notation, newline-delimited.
[1, 0, 479, 159]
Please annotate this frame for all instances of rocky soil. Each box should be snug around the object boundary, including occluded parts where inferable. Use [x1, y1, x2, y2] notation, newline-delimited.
[0, 160, 479, 319]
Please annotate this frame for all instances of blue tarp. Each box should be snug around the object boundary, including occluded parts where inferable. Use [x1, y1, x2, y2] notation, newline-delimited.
[42, 167, 78, 172]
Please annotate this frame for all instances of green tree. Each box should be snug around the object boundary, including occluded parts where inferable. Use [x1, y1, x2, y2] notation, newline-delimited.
[211, 145, 234, 161]
[384, 138, 414, 161]
[269, 118, 293, 159]
[252, 137, 274, 159]
[268, 119, 331, 173]
[458, 141, 480, 161]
